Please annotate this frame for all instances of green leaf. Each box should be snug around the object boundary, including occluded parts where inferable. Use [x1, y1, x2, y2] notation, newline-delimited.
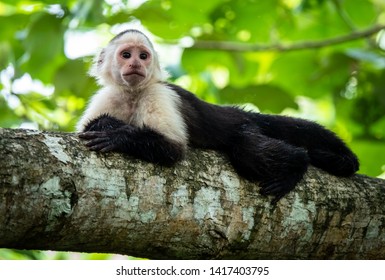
[182, 49, 260, 87]
[209, 0, 280, 42]
[0, 42, 12, 69]
[289, 1, 351, 41]
[20, 12, 65, 82]
[71, 0, 104, 26]
[133, 0, 219, 39]
[351, 140, 385, 177]
[270, 50, 320, 97]
[132, 0, 223, 39]
[350, 69, 385, 136]
[219, 84, 297, 113]
[181, 48, 233, 73]
[314, 51, 356, 95]
[299, 0, 326, 11]
[0, 97, 21, 128]
[227, 53, 260, 87]
[0, 14, 30, 40]
[341, 0, 377, 28]
[53, 59, 97, 98]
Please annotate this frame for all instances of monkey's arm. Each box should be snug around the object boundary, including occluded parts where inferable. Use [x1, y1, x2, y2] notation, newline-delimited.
[83, 113, 126, 132]
[79, 115, 185, 166]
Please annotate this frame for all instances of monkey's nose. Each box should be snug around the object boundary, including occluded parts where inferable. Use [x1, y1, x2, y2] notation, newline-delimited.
[129, 61, 141, 69]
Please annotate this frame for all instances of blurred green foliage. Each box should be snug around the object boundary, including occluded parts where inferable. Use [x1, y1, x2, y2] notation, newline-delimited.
[1, 0, 385, 258]
[0, 248, 141, 260]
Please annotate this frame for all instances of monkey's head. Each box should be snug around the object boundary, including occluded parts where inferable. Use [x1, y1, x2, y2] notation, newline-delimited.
[90, 29, 165, 90]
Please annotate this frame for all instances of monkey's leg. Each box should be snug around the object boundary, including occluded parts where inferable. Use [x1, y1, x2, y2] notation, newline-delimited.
[254, 114, 359, 177]
[227, 126, 309, 201]
[79, 125, 184, 166]
[307, 148, 359, 177]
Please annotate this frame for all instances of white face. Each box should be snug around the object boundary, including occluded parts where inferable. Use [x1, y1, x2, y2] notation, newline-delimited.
[92, 31, 163, 89]
[112, 40, 153, 87]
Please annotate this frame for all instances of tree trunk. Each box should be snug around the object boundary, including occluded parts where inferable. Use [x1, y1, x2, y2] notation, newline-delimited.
[1, 128, 385, 259]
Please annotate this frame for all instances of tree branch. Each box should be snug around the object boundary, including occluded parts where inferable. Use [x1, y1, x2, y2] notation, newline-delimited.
[191, 25, 385, 52]
[1, 128, 385, 259]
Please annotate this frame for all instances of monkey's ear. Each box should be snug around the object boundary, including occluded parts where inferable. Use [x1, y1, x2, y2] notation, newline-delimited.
[97, 49, 105, 66]
[89, 48, 106, 78]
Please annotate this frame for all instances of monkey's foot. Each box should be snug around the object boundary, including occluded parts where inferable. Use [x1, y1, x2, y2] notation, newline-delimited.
[259, 173, 304, 203]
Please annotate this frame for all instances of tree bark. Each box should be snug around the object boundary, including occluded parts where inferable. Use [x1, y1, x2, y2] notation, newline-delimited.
[1, 128, 385, 259]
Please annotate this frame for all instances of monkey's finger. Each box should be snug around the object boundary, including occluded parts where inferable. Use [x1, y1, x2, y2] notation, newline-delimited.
[271, 194, 285, 204]
[88, 141, 116, 152]
[260, 189, 285, 204]
[260, 181, 286, 196]
[100, 145, 115, 153]
[88, 143, 112, 152]
[85, 137, 111, 148]
[78, 131, 108, 140]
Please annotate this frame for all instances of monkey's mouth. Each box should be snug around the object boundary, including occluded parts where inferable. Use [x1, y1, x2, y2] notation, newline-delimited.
[123, 71, 145, 77]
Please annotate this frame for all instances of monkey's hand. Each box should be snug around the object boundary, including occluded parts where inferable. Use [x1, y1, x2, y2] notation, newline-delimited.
[79, 131, 116, 152]
[79, 127, 133, 153]
[84, 114, 126, 132]
[79, 126, 185, 166]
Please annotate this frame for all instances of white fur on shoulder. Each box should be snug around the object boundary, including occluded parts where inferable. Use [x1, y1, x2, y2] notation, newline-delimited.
[133, 83, 188, 146]
[76, 83, 188, 147]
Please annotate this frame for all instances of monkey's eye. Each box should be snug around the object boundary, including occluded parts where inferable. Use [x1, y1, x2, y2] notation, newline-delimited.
[121, 51, 131, 59]
[139, 53, 148, 60]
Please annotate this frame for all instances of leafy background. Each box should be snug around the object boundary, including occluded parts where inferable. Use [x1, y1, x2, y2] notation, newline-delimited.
[1, 0, 385, 259]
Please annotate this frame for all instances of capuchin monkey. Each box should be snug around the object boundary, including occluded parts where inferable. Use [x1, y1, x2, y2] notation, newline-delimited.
[78, 29, 359, 201]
